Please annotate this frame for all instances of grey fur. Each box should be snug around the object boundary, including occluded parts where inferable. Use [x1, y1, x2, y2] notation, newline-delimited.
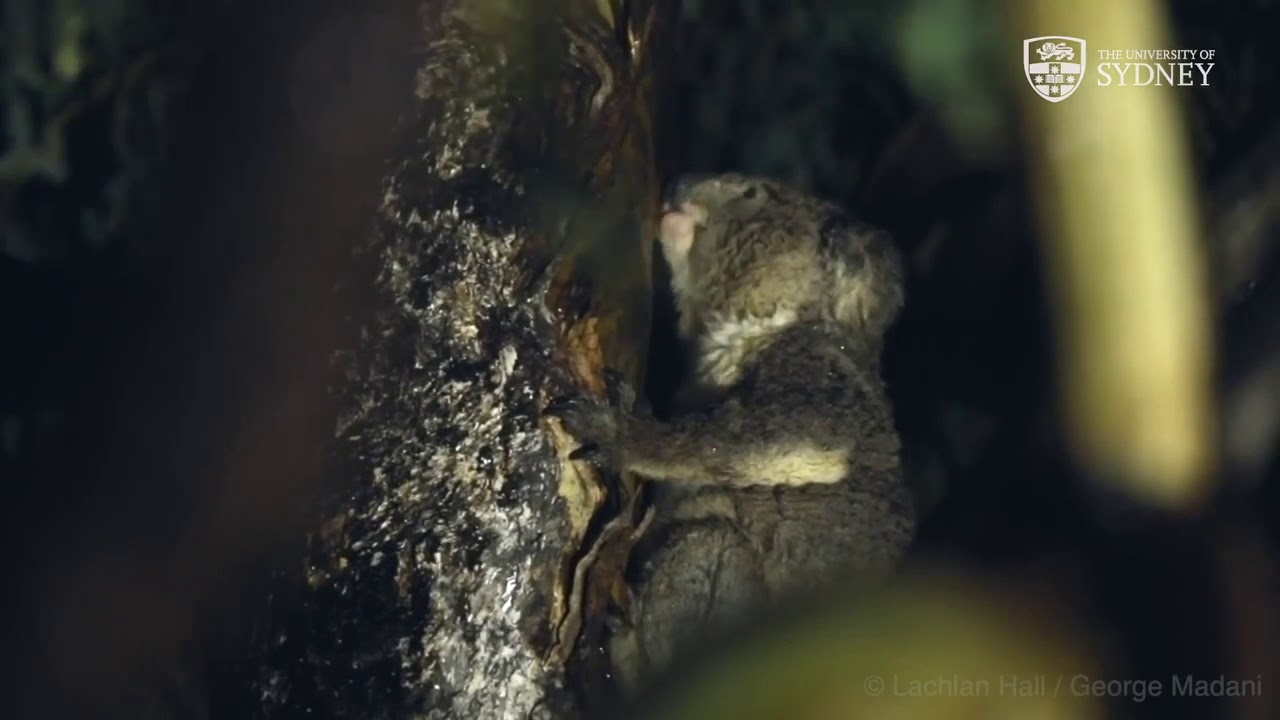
[546, 173, 916, 686]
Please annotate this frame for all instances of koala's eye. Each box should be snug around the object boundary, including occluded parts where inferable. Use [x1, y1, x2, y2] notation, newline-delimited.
[742, 187, 759, 199]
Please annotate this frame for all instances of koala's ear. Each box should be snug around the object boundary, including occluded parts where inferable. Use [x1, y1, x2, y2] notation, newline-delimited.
[822, 212, 906, 339]
[818, 212, 864, 253]
[818, 214, 845, 251]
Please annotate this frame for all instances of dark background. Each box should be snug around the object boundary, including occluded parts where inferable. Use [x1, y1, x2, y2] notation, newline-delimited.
[2, 0, 1277, 717]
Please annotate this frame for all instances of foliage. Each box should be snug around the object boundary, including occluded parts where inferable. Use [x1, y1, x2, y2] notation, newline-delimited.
[667, 0, 908, 202]
[0, 0, 187, 262]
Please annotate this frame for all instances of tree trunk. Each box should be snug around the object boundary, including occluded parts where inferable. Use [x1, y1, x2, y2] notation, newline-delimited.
[249, 1, 660, 717]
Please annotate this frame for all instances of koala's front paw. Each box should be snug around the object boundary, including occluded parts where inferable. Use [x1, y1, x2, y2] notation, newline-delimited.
[544, 368, 651, 469]
[543, 391, 624, 469]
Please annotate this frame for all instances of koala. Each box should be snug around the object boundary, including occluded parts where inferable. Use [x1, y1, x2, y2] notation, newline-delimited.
[545, 173, 916, 689]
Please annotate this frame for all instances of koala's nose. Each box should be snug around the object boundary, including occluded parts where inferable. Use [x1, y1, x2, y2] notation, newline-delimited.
[662, 173, 714, 210]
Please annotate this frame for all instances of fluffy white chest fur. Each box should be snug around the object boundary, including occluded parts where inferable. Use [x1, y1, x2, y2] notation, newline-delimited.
[696, 308, 798, 387]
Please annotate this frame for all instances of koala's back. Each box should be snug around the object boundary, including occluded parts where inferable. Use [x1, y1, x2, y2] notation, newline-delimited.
[617, 325, 914, 679]
[655, 460, 914, 592]
[620, 472, 914, 682]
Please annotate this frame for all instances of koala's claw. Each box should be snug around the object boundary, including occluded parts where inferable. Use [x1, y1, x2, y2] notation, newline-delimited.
[541, 396, 583, 420]
[602, 368, 635, 408]
[543, 390, 622, 468]
[567, 442, 602, 462]
[542, 395, 601, 428]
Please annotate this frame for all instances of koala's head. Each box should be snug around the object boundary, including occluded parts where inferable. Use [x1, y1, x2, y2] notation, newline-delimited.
[658, 173, 904, 343]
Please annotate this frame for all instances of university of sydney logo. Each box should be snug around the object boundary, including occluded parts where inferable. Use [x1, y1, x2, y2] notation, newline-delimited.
[1023, 36, 1087, 102]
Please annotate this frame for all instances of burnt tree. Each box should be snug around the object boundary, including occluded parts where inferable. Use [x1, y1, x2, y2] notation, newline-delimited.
[247, 1, 662, 717]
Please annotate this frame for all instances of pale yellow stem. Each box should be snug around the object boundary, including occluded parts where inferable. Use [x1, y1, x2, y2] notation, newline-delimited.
[1009, 0, 1217, 511]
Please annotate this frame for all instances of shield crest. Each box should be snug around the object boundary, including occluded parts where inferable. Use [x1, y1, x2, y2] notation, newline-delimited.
[1023, 36, 1087, 103]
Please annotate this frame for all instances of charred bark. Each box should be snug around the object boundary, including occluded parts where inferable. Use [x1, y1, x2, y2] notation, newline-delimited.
[245, 1, 661, 718]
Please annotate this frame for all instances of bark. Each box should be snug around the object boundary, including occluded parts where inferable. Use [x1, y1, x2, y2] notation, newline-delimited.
[248, 1, 660, 717]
